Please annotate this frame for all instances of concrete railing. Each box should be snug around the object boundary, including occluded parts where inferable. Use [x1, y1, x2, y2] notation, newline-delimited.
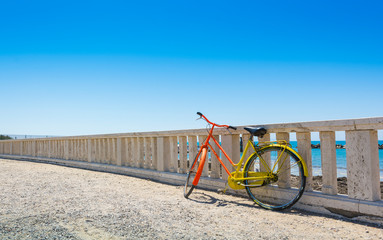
[1, 117, 382, 217]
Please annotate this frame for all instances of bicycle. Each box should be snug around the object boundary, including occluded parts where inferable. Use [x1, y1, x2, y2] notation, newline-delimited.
[184, 112, 308, 210]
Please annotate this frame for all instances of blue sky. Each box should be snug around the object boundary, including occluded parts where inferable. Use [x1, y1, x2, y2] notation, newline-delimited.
[1, 0, 382, 138]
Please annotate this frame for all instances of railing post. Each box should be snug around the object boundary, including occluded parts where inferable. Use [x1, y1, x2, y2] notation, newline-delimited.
[258, 133, 271, 172]
[48, 141, 51, 158]
[144, 137, 151, 169]
[88, 139, 93, 162]
[116, 138, 122, 166]
[106, 139, 111, 164]
[126, 138, 133, 167]
[346, 130, 380, 201]
[137, 137, 144, 168]
[210, 135, 221, 179]
[120, 138, 127, 166]
[169, 136, 178, 172]
[112, 138, 117, 165]
[95, 139, 99, 163]
[99, 139, 104, 163]
[319, 131, 337, 195]
[297, 132, 313, 191]
[188, 136, 198, 170]
[178, 136, 188, 174]
[221, 134, 240, 180]
[151, 137, 158, 170]
[276, 132, 290, 188]
[20, 141, 23, 156]
[157, 136, 170, 172]
[64, 140, 68, 160]
[131, 138, 138, 167]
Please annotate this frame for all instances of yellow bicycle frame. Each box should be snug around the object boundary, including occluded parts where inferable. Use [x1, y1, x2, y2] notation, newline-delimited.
[208, 136, 308, 189]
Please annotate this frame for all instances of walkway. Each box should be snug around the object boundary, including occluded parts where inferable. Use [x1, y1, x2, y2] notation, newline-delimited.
[0, 158, 382, 239]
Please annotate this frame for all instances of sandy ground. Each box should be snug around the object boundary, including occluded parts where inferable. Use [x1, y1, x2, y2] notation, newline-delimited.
[0, 158, 382, 240]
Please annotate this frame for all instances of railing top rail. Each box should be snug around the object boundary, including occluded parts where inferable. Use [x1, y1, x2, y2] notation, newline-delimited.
[2, 116, 383, 142]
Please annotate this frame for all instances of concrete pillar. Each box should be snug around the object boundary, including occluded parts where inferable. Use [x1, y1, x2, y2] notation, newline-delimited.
[188, 136, 198, 170]
[106, 139, 111, 164]
[276, 132, 290, 188]
[116, 138, 122, 166]
[346, 130, 380, 201]
[120, 138, 127, 166]
[64, 140, 68, 160]
[297, 132, 313, 191]
[82, 140, 86, 161]
[87, 139, 93, 162]
[144, 137, 151, 169]
[150, 137, 158, 170]
[157, 137, 170, 172]
[178, 136, 188, 174]
[131, 138, 137, 167]
[210, 135, 221, 179]
[258, 133, 271, 172]
[112, 138, 117, 165]
[94, 139, 99, 163]
[221, 134, 240, 180]
[320, 131, 337, 195]
[126, 138, 133, 167]
[137, 137, 144, 168]
[169, 136, 178, 172]
[20, 142, 23, 156]
[47, 141, 51, 158]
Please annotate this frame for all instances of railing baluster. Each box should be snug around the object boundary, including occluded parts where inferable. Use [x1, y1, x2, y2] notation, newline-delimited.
[346, 130, 380, 201]
[210, 135, 221, 179]
[144, 137, 151, 169]
[221, 134, 240, 180]
[258, 134, 270, 172]
[297, 132, 313, 191]
[178, 136, 188, 174]
[126, 138, 133, 167]
[157, 136, 170, 172]
[169, 136, 178, 173]
[137, 137, 144, 168]
[320, 131, 337, 195]
[276, 132, 290, 188]
[188, 136, 197, 170]
[151, 137, 158, 170]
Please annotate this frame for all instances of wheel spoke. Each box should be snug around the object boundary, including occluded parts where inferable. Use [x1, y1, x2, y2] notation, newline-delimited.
[244, 146, 306, 210]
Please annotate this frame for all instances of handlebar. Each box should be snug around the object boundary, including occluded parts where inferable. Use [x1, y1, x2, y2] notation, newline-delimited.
[196, 112, 236, 130]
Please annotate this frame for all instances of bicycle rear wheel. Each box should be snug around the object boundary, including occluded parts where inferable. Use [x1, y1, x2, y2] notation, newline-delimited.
[244, 146, 306, 210]
[184, 148, 207, 198]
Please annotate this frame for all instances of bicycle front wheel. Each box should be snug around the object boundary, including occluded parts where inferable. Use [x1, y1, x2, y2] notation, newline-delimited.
[244, 146, 306, 210]
[184, 148, 207, 198]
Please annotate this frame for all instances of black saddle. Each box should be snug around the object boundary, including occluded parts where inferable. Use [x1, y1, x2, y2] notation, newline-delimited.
[244, 127, 267, 137]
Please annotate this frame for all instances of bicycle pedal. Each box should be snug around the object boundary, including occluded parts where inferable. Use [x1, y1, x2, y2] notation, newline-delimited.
[217, 189, 226, 194]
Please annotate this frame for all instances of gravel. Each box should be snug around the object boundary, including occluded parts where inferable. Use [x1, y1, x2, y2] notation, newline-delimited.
[1, 158, 382, 239]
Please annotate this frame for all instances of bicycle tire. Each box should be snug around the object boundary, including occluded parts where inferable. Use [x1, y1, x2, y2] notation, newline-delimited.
[184, 148, 207, 198]
[244, 145, 306, 210]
